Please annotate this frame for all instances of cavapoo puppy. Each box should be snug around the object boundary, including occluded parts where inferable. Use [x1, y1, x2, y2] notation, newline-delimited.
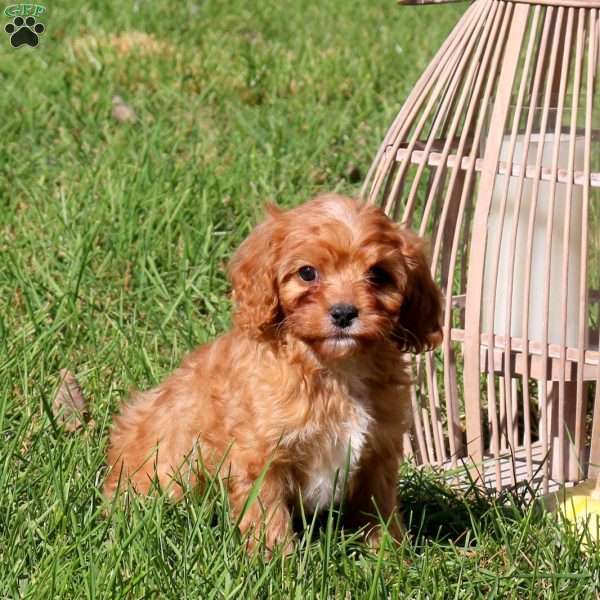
[104, 193, 442, 550]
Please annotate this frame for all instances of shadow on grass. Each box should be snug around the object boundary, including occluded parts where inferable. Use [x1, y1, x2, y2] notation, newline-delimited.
[398, 462, 543, 544]
[287, 461, 545, 549]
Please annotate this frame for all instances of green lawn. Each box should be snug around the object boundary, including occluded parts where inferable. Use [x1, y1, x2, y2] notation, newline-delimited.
[1, 1, 599, 597]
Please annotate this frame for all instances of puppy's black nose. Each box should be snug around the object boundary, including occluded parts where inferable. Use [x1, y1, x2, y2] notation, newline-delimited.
[329, 303, 359, 328]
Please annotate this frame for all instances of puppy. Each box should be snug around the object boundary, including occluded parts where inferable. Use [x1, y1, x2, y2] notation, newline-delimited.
[104, 193, 442, 550]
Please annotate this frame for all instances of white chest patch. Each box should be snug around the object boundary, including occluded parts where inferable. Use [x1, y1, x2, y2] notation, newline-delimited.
[300, 400, 372, 512]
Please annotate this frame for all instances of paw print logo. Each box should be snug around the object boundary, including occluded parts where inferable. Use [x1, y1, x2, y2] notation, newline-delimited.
[4, 15, 44, 48]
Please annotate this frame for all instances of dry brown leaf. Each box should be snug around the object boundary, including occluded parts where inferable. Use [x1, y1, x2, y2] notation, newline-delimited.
[53, 369, 88, 432]
[111, 95, 137, 123]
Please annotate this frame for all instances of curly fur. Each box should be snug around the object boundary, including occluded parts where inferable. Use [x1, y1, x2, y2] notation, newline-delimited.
[104, 193, 442, 551]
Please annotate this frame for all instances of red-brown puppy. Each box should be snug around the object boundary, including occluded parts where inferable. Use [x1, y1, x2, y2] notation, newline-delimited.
[104, 193, 442, 550]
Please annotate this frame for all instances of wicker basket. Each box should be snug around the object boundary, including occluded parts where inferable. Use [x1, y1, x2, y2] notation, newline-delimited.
[364, 0, 600, 493]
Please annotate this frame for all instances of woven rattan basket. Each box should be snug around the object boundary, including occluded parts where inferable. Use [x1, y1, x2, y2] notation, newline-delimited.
[364, 0, 600, 493]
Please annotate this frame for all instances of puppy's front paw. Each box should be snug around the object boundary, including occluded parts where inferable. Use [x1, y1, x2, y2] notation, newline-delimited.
[364, 516, 406, 549]
[239, 504, 295, 557]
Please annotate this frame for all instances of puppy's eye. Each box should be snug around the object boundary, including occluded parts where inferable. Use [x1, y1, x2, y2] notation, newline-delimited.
[367, 265, 393, 287]
[298, 266, 318, 282]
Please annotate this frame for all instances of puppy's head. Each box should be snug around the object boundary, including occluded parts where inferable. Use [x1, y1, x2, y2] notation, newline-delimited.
[228, 194, 442, 360]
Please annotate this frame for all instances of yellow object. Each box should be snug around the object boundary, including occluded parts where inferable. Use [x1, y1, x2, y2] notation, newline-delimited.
[552, 475, 600, 544]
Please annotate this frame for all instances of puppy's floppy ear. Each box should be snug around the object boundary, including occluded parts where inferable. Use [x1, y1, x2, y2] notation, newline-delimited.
[395, 228, 443, 353]
[228, 204, 284, 336]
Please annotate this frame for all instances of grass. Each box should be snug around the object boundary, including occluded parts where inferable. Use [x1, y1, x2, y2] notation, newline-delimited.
[1, 0, 599, 597]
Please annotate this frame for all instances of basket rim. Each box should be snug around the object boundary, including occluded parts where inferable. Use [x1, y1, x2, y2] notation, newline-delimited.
[506, 0, 600, 8]
[399, 0, 600, 8]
